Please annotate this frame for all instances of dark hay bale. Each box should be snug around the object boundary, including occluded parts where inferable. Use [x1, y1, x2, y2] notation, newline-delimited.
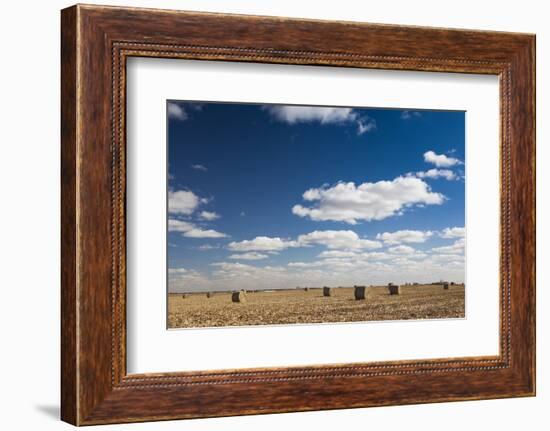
[323, 286, 332, 297]
[304, 287, 309, 292]
[388, 284, 400, 295]
[232, 290, 246, 303]
[181, 294, 187, 299]
[354, 285, 367, 300]
[443, 282, 450, 290]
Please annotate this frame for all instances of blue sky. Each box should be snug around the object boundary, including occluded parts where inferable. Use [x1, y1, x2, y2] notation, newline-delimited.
[167, 101, 465, 292]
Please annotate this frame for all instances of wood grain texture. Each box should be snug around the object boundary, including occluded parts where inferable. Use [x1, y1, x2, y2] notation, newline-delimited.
[60, 4, 536, 425]
[60, 6, 78, 425]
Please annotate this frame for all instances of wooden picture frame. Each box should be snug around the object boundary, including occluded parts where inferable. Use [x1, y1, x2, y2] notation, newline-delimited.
[61, 4, 535, 425]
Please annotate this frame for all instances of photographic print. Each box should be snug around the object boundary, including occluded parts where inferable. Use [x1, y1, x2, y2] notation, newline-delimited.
[167, 101, 465, 329]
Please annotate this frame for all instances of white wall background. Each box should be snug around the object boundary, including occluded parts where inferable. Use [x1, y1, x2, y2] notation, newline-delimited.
[0, 1, 546, 429]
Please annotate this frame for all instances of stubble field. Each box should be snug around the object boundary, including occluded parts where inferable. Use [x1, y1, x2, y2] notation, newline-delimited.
[168, 284, 465, 329]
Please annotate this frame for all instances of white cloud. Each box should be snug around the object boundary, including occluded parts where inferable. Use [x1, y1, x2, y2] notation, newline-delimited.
[388, 245, 416, 254]
[318, 250, 360, 259]
[168, 190, 206, 215]
[209, 262, 289, 281]
[431, 238, 465, 254]
[191, 164, 208, 172]
[287, 261, 323, 269]
[228, 236, 298, 252]
[228, 252, 269, 261]
[227, 230, 380, 253]
[183, 228, 227, 239]
[413, 168, 458, 181]
[168, 219, 196, 232]
[198, 244, 220, 250]
[423, 150, 462, 167]
[168, 268, 188, 274]
[211, 262, 256, 271]
[297, 230, 382, 250]
[168, 218, 227, 238]
[292, 176, 445, 224]
[428, 253, 465, 263]
[357, 117, 377, 135]
[401, 110, 422, 120]
[263, 105, 375, 135]
[167, 190, 226, 238]
[168, 267, 211, 292]
[167, 103, 188, 121]
[376, 229, 433, 245]
[169, 244, 465, 292]
[199, 210, 220, 221]
[264, 105, 358, 125]
[366, 251, 397, 260]
[440, 226, 466, 239]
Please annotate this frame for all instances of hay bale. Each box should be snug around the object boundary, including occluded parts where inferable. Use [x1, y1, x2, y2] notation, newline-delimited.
[304, 287, 309, 292]
[354, 285, 367, 300]
[181, 294, 187, 299]
[443, 282, 450, 290]
[388, 283, 400, 295]
[232, 290, 246, 303]
[206, 292, 213, 298]
[323, 286, 332, 297]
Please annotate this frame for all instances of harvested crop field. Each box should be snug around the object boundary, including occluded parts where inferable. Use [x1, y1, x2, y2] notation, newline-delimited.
[168, 284, 465, 329]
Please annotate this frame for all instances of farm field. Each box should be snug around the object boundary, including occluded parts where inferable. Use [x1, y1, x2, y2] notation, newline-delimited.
[168, 284, 465, 329]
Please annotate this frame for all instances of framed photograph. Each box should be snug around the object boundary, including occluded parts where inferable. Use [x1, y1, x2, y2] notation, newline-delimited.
[61, 4, 535, 425]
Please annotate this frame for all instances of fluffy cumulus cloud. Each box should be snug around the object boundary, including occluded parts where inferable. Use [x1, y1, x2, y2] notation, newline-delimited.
[388, 245, 416, 254]
[168, 190, 207, 215]
[168, 219, 196, 232]
[167, 188, 226, 237]
[317, 250, 360, 259]
[228, 236, 298, 252]
[228, 252, 269, 260]
[413, 168, 458, 181]
[264, 105, 357, 124]
[263, 105, 376, 135]
[292, 177, 445, 224]
[376, 229, 433, 245]
[199, 211, 220, 221]
[168, 218, 227, 239]
[297, 230, 382, 250]
[167, 189, 227, 237]
[227, 230, 382, 253]
[440, 226, 466, 239]
[423, 150, 462, 168]
[431, 238, 465, 254]
[169, 239, 465, 293]
[228, 230, 381, 253]
[184, 228, 227, 238]
[167, 102, 188, 121]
